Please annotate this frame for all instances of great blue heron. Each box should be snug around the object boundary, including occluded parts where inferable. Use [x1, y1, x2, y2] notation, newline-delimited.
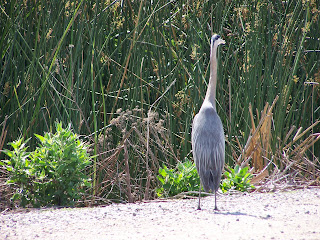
[191, 34, 225, 210]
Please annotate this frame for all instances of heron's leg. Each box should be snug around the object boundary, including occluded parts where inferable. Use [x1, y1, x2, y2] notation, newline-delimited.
[214, 191, 218, 210]
[197, 184, 201, 210]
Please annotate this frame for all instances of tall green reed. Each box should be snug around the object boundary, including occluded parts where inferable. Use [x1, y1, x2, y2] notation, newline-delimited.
[1, 0, 319, 202]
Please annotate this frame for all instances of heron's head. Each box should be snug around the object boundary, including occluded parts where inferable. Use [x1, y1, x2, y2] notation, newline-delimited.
[211, 34, 225, 47]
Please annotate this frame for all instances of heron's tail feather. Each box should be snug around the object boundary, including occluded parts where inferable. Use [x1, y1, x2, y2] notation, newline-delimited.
[201, 170, 221, 193]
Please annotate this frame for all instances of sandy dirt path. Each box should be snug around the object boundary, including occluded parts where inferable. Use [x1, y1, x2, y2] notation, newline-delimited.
[1, 188, 320, 240]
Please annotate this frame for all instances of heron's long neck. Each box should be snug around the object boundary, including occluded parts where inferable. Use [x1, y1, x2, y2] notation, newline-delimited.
[204, 45, 218, 110]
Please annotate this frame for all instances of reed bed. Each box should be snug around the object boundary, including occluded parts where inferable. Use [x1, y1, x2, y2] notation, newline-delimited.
[1, 0, 319, 204]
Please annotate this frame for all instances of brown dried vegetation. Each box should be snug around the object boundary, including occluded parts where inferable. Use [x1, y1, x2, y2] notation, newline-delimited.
[91, 107, 177, 204]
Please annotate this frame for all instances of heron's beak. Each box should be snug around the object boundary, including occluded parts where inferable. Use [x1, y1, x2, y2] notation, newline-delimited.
[217, 38, 225, 46]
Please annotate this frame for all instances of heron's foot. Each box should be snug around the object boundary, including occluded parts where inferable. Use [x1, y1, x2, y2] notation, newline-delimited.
[197, 206, 201, 210]
[214, 206, 219, 211]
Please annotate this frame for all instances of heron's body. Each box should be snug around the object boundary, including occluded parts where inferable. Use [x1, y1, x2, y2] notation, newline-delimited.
[192, 102, 225, 192]
[191, 34, 225, 210]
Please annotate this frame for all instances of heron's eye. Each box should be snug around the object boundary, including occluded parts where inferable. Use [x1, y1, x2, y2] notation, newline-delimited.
[216, 35, 220, 40]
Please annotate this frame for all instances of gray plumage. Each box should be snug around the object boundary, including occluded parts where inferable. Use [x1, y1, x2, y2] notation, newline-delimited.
[191, 34, 225, 210]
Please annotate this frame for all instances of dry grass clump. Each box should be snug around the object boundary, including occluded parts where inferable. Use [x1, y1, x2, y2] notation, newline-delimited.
[0, 118, 11, 211]
[0, 166, 13, 211]
[235, 96, 320, 192]
[91, 107, 177, 204]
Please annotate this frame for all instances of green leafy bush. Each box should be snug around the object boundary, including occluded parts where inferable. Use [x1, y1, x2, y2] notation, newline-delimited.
[221, 165, 255, 193]
[156, 162, 255, 198]
[156, 160, 200, 197]
[1, 122, 91, 207]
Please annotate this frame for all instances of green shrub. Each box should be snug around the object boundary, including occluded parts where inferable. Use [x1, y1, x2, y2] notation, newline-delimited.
[221, 165, 255, 193]
[156, 162, 255, 197]
[1, 122, 91, 207]
[156, 160, 200, 197]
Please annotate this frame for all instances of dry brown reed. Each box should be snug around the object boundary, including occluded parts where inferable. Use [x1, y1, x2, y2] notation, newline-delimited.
[235, 96, 320, 192]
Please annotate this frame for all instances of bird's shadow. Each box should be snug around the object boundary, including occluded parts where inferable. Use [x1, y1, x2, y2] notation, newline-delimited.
[212, 210, 259, 219]
[214, 211, 247, 216]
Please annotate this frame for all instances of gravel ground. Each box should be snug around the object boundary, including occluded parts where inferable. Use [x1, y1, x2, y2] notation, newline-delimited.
[1, 188, 320, 240]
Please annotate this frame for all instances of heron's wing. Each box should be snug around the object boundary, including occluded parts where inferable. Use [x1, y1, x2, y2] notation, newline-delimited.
[193, 134, 225, 192]
[191, 110, 225, 192]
